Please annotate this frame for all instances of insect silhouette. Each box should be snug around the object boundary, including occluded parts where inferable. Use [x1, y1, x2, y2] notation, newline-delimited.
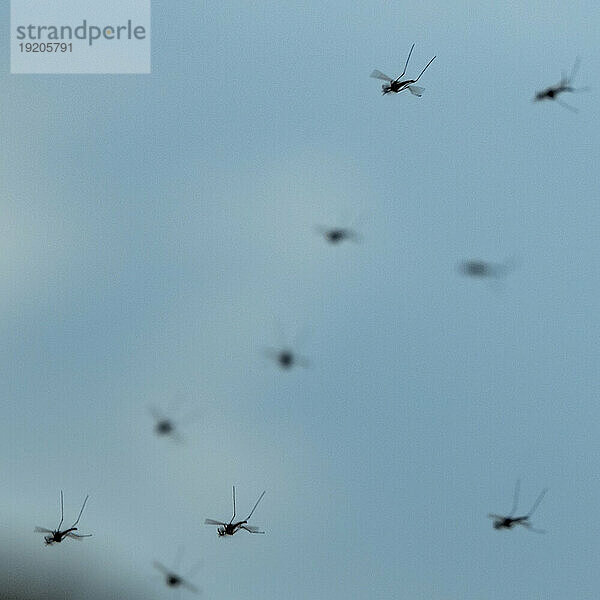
[35, 491, 92, 545]
[458, 257, 517, 279]
[534, 58, 589, 113]
[315, 208, 367, 245]
[488, 480, 548, 533]
[263, 323, 310, 370]
[148, 393, 202, 443]
[371, 44, 436, 96]
[153, 547, 202, 597]
[315, 226, 361, 244]
[205, 486, 266, 537]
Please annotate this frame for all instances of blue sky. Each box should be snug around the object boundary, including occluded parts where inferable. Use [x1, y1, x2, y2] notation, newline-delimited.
[2, 1, 600, 598]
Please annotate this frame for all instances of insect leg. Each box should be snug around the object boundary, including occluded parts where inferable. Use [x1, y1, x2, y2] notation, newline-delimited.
[556, 98, 579, 113]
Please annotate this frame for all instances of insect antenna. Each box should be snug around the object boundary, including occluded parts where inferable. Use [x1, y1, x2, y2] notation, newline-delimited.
[509, 479, 520, 517]
[246, 490, 266, 520]
[229, 485, 236, 524]
[71, 494, 90, 528]
[412, 55, 436, 83]
[526, 487, 548, 518]
[398, 43, 415, 80]
[57, 490, 65, 531]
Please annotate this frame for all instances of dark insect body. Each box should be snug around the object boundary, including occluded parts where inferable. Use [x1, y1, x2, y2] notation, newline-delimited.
[371, 44, 436, 96]
[205, 486, 266, 537]
[488, 480, 548, 533]
[35, 491, 92, 545]
[534, 58, 589, 113]
[153, 548, 202, 596]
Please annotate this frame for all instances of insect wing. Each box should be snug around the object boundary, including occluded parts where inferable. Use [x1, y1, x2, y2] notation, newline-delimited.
[295, 355, 310, 368]
[180, 579, 200, 594]
[555, 98, 579, 113]
[370, 70, 393, 82]
[262, 347, 281, 361]
[520, 521, 546, 534]
[242, 525, 264, 533]
[204, 518, 227, 526]
[408, 85, 424, 96]
[487, 514, 504, 520]
[148, 405, 167, 422]
[35, 526, 54, 534]
[153, 561, 171, 575]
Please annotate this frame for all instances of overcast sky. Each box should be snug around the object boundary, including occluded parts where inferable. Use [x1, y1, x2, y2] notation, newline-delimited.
[2, 1, 600, 598]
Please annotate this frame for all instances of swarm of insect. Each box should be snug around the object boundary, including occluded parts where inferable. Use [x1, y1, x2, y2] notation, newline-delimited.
[534, 58, 589, 113]
[153, 547, 202, 597]
[371, 43, 436, 97]
[35, 491, 92, 545]
[205, 486, 266, 537]
[488, 480, 548, 533]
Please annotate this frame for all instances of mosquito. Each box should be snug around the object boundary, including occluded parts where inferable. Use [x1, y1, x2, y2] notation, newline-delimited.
[263, 322, 310, 370]
[153, 547, 202, 597]
[534, 58, 589, 113]
[205, 486, 266, 537]
[148, 393, 202, 443]
[488, 480, 548, 533]
[35, 491, 92, 545]
[458, 257, 517, 279]
[315, 226, 361, 244]
[371, 44, 436, 96]
[314, 209, 366, 245]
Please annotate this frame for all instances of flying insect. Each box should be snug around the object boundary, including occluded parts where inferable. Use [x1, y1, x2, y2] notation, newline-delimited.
[148, 393, 202, 443]
[263, 323, 310, 370]
[205, 486, 266, 537]
[371, 43, 436, 96]
[458, 257, 517, 279]
[35, 491, 92, 545]
[488, 480, 548, 533]
[534, 58, 589, 112]
[153, 547, 202, 596]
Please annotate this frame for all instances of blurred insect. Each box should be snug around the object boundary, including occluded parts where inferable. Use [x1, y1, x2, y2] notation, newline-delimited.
[488, 480, 548, 533]
[148, 393, 202, 443]
[315, 208, 367, 245]
[205, 486, 266, 537]
[315, 227, 361, 244]
[371, 43, 436, 96]
[263, 322, 309, 370]
[458, 257, 517, 280]
[153, 547, 202, 597]
[534, 58, 589, 112]
[35, 491, 92, 545]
